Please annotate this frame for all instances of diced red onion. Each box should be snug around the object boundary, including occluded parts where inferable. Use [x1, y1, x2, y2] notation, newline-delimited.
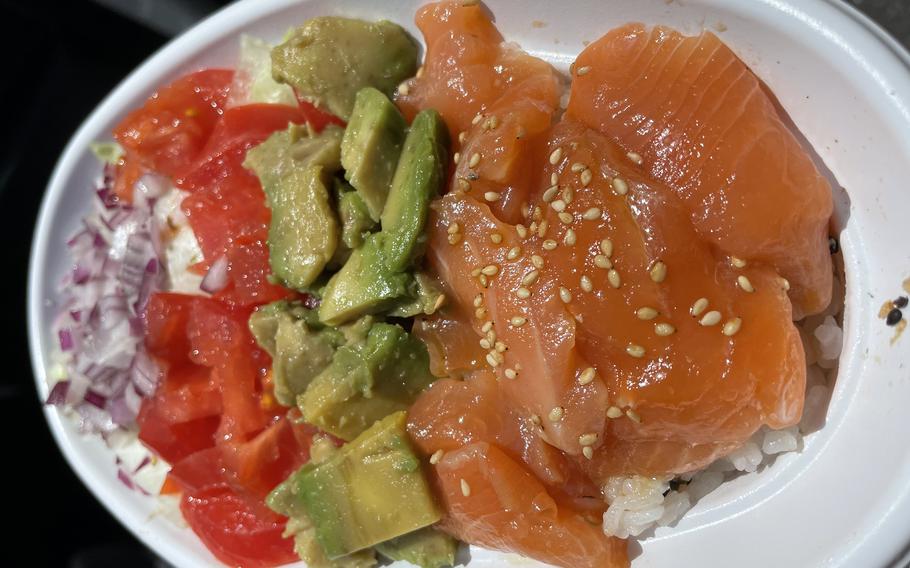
[200, 254, 229, 294]
[117, 469, 135, 490]
[84, 389, 107, 409]
[59, 329, 74, 351]
[45, 381, 70, 405]
[133, 455, 151, 474]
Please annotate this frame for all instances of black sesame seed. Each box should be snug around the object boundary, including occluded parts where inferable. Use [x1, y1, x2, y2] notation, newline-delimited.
[886, 308, 903, 326]
[668, 479, 682, 492]
[894, 296, 909, 309]
[828, 237, 839, 254]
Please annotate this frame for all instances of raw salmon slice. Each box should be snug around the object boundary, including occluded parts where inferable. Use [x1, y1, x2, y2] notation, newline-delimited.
[567, 24, 833, 318]
[432, 441, 628, 568]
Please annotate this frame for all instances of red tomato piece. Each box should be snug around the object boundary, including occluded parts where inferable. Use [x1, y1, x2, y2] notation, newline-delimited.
[114, 69, 233, 182]
[144, 292, 196, 364]
[180, 488, 298, 568]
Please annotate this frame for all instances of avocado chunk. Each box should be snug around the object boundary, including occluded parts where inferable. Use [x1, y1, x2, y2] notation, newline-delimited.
[298, 322, 436, 441]
[336, 180, 377, 250]
[292, 412, 441, 559]
[268, 440, 378, 568]
[381, 109, 449, 272]
[245, 125, 345, 290]
[272, 18, 418, 120]
[341, 88, 408, 221]
[375, 528, 457, 568]
[248, 301, 346, 406]
[388, 272, 445, 318]
[317, 235, 411, 326]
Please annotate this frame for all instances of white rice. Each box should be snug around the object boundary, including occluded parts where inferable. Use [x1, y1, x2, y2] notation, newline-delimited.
[602, 271, 844, 539]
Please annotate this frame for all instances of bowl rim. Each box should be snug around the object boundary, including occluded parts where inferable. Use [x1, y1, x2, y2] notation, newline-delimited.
[26, 0, 910, 566]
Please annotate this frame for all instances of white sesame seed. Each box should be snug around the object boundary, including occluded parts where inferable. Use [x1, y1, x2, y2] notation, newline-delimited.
[479, 338, 491, 349]
[627, 151, 643, 165]
[571, 162, 587, 173]
[481, 264, 499, 276]
[430, 449, 444, 464]
[533, 206, 543, 220]
[594, 255, 612, 269]
[562, 186, 574, 204]
[612, 177, 629, 196]
[607, 269, 621, 289]
[654, 322, 676, 336]
[510, 316, 527, 327]
[578, 432, 598, 446]
[517, 287, 531, 299]
[549, 147, 563, 165]
[456, 178, 471, 192]
[483, 115, 499, 130]
[581, 446, 593, 460]
[537, 220, 549, 238]
[699, 310, 722, 326]
[416, 66, 425, 79]
[626, 344, 645, 358]
[397, 81, 410, 96]
[580, 275, 593, 292]
[479, 274, 489, 288]
[471, 267, 482, 277]
[722, 317, 742, 336]
[448, 233, 462, 245]
[606, 406, 623, 419]
[507, 246, 521, 260]
[542, 239, 557, 250]
[542, 185, 559, 202]
[521, 269, 540, 286]
[504, 368, 518, 379]
[690, 298, 709, 317]
[583, 207, 602, 220]
[481, 321, 493, 333]
[649, 261, 667, 283]
[494, 341, 507, 353]
[636, 307, 658, 320]
[475, 307, 487, 319]
[576, 65, 592, 76]
[453, 152, 461, 165]
[559, 287, 573, 303]
[578, 367, 597, 386]
[626, 409, 642, 423]
[737, 275, 755, 293]
[551, 199, 566, 213]
[781, 277, 791, 291]
[548, 406, 565, 422]
[484, 191, 501, 202]
[516, 224, 528, 238]
[558, 212, 574, 225]
[529, 221, 538, 234]
[485, 352, 499, 367]
[460, 478, 471, 497]
[490, 232, 503, 244]
[550, 172, 559, 185]
[530, 414, 541, 425]
[448, 222, 461, 234]
[473, 294, 483, 307]
[458, 131, 467, 143]
[580, 169, 593, 187]
[531, 255, 545, 268]
[731, 256, 747, 268]
[469, 152, 481, 168]
[472, 113, 483, 125]
[600, 238, 614, 257]
[564, 229, 577, 246]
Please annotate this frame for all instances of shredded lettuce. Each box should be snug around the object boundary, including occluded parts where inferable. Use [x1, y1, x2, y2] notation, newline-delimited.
[228, 35, 298, 108]
[90, 141, 124, 165]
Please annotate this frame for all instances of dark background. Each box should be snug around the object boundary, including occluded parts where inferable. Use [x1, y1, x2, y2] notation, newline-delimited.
[2, 0, 907, 566]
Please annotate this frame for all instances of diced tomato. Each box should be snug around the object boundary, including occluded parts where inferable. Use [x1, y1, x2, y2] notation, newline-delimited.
[111, 153, 145, 203]
[137, 398, 221, 464]
[216, 237, 294, 307]
[144, 292, 196, 364]
[180, 487, 298, 568]
[113, 69, 233, 186]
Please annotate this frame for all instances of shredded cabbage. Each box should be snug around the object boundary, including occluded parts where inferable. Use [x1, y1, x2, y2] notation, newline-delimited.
[227, 35, 297, 108]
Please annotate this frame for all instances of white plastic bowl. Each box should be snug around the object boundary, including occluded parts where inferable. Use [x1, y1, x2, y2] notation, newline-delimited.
[28, 1, 910, 566]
